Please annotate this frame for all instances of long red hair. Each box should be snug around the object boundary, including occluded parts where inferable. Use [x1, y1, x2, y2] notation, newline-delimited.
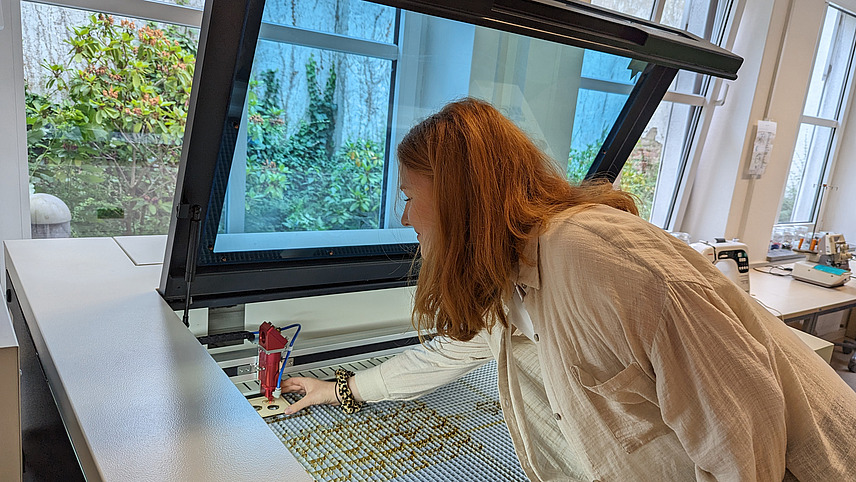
[398, 98, 637, 342]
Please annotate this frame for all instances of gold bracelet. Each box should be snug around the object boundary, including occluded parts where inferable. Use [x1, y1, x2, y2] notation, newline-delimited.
[335, 368, 363, 414]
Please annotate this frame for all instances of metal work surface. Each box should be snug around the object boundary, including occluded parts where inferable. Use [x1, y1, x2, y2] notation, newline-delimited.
[4, 237, 309, 481]
[266, 361, 527, 481]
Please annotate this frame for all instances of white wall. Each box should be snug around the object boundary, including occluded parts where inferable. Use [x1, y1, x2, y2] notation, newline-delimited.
[824, 117, 856, 240]
[735, 0, 826, 261]
[680, 0, 854, 264]
[680, 0, 780, 254]
[0, 0, 30, 293]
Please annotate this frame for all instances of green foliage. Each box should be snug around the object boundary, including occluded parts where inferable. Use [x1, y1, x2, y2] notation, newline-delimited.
[777, 141, 809, 223]
[567, 140, 599, 183]
[617, 162, 657, 219]
[26, 14, 196, 236]
[285, 57, 338, 169]
[777, 185, 797, 223]
[567, 135, 660, 220]
[245, 60, 383, 232]
[27, 16, 385, 237]
[617, 136, 660, 220]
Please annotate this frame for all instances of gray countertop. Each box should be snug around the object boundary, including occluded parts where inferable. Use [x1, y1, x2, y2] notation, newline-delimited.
[4, 236, 311, 481]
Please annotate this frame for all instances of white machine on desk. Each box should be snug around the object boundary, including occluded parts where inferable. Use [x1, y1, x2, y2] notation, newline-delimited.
[690, 238, 750, 292]
[791, 233, 852, 288]
[690, 238, 749, 293]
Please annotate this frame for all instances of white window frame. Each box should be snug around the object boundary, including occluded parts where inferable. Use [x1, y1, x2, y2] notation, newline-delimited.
[1, 0, 32, 293]
[646, 0, 743, 230]
[775, 2, 856, 226]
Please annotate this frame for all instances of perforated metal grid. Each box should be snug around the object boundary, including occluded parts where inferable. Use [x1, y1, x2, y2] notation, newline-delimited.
[264, 361, 527, 481]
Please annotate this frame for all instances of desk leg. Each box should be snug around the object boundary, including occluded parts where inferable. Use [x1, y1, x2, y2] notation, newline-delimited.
[803, 313, 820, 335]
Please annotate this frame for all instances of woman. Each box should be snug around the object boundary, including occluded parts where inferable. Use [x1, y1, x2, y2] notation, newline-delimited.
[282, 98, 856, 481]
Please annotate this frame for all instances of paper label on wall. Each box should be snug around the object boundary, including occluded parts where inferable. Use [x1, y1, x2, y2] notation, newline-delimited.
[748, 120, 777, 177]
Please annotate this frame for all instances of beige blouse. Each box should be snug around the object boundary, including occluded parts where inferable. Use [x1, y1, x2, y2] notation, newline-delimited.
[355, 204, 856, 481]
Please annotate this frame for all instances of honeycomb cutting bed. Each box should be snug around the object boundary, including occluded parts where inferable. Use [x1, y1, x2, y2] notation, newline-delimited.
[264, 361, 527, 481]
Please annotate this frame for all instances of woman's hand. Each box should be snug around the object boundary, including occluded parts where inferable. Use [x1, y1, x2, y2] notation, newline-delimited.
[280, 377, 338, 414]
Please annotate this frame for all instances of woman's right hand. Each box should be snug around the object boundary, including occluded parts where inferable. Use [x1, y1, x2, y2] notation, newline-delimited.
[280, 377, 338, 414]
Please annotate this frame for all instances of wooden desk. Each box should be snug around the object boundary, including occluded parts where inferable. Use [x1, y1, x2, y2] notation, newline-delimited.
[749, 266, 856, 327]
[749, 266, 856, 364]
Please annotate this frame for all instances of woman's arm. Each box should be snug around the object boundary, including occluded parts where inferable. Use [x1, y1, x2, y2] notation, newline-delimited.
[652, 282, 787, 481]
[544, 211, 787, 479]
[282, 331, 495, 414]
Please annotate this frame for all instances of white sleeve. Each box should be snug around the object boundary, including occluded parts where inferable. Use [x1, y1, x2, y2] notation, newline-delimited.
[353, 331, 495, 402]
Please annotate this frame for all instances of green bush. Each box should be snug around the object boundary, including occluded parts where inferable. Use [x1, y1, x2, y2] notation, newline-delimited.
[244, 59, 383, 232]
[567, 135, 660, 220]
[26, 14, 195, 236]
[27, 15, 385, 237]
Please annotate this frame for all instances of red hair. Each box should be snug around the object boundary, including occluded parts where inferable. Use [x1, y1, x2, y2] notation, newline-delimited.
[398, 98, 637, 342]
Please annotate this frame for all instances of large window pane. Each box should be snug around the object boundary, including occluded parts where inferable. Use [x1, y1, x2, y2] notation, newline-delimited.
[23, 2, 198, 236]
[242, 44, 393, 234]
[662, 0, 719, 35]
[590, 0, 655, 20]
[803, 6, 856, 120]
[213, 10, 644, 255]
[262, 0, 396, 43]
[779, 123, 834, 224]
[614, 101, 697, 222]
[582, 0, 731, 229]
[777, 5, 856, 227]
[566, 89, 630, 182]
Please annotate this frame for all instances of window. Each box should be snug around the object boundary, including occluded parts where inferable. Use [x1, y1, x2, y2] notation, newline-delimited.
[777, 5, 856, 224]
[218, 1, 399, 252]
[584, 0, 736, 226]
[214, 9, 647, 255]
[23, 0, 201, 237]
[159, 0, 741, 305]
[23, 0, 736, 240]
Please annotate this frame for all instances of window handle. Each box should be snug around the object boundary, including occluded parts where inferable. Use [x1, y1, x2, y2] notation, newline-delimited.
[713, 82, 730, 107]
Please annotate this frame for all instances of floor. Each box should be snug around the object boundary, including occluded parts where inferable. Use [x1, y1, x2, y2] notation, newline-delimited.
[830, 343, 856, 391]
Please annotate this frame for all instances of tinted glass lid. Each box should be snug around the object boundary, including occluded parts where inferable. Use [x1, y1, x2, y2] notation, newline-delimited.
[159, 0, 742, 309]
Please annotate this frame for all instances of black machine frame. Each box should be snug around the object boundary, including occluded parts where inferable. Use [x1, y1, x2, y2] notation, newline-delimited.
[159, 0, 743, 310]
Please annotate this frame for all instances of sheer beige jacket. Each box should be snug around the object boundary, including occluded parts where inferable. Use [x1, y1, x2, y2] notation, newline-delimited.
[355, 205, 856, 481]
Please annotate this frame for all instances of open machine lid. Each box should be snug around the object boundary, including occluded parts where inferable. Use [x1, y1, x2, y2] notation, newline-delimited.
[159, 0, 742, 309]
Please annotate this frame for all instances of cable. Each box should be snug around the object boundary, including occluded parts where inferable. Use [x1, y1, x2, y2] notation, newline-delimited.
[753, 266, 792, 277]
[273, 323, 302, 398]
[751, 296, 785, 321]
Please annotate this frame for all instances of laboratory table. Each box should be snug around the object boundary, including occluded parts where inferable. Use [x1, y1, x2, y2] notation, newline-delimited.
[749, 265, 856, 331]
[749, 265, 856, 363]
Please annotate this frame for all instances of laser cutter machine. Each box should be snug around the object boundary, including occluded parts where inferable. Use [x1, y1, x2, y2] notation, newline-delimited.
[155, 0, 744, 479]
